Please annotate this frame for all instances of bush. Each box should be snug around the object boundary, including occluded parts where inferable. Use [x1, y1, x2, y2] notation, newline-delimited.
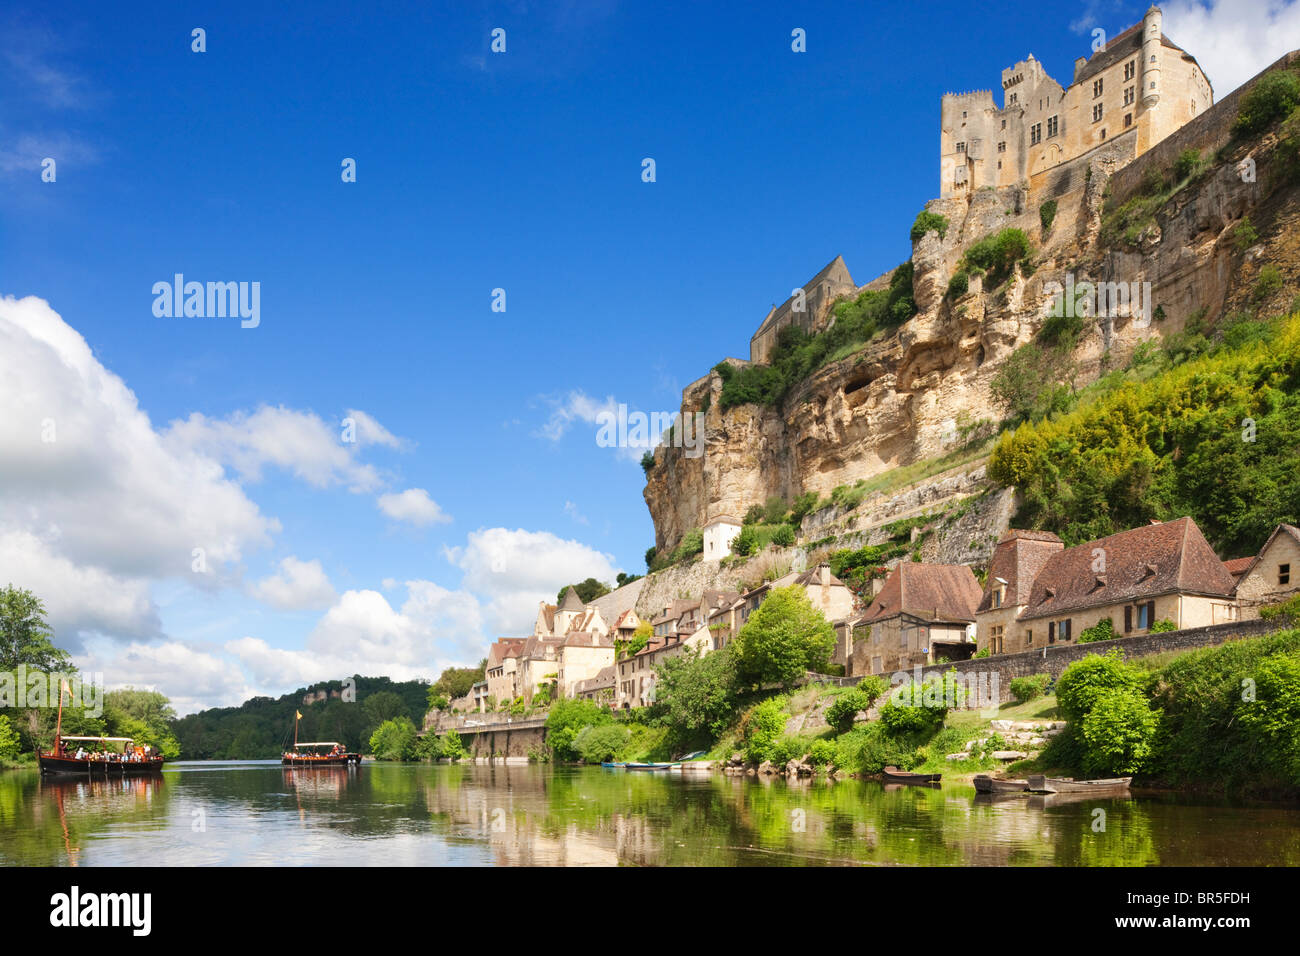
[1234, 68, 1300, 137]
[1079, 688, 1158, 775]
[1149, 619, 1178, 633]
[1253, 265, 1283, 303]
[742, 504, 765, 525]
[946, 270, 969, 299]
[640, 450, 655, 474]
[771, 524, 796, 548]
[0, 715, 20, 760]
[1077, 617, 1117, 644]
[1173, 148, 1203, 182]
[573, 724, 630, 763]
[911, 210, 950, 242]
[653, 644, 741, 749]
[878, 681, 948, 736]
[1236, 652, 1300, 780]
[1054, 652, 1146, 725]
[973, 647, 991, 659]
[368, 717, 419, 761]
[1009, 673, 1051, 703]
[1039, 199, 1057, 233]
[826, 689, 871, 733]
[545, 698, 614, 761]
[1231, 218, 1259, 254]
[739, 698, 787, 764]
[808, 738, 836, 768]
[1260, 594, 1300, 622]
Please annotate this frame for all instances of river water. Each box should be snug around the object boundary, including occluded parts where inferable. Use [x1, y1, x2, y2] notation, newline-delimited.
[2, 761, 1297, 866]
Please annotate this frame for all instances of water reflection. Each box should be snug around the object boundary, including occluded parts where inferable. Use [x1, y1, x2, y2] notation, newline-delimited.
[1, 763, 1297, 866]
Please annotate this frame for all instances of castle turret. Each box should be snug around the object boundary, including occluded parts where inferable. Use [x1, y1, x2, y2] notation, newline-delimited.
[1141, 5, 1162, 108]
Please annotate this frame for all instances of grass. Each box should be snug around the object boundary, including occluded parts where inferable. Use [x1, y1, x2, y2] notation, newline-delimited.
[818, 437, 994, 514]
[945, 693, 1061, 732]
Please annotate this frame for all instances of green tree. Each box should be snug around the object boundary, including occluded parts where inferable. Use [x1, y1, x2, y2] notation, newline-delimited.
[573, 724, 630, 763]
[1055, 652, 1146, 724]
[731, 584, 836, 689]
[558, 579, 612, 604]
[368, 716, 418, 760]
[1080, 688, 1158, 775]
[0, 585, 71, 672]
[0, 714, 20, 760]
[825, 679, 886, 734]
[103, 688, 181, 759]
[653, 644, 741, 747]
[544, 698, 613, 761]
[363, 690, 409, 727]
[430, 666, 484, 702]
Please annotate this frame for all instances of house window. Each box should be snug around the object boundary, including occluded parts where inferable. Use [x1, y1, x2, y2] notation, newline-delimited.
[997, 141, 1006, 153]
[1048, 619, 1072, 643]
[1026, 629, 1033, 646]
[962, 110, 967, 119]
[1100, 129, 1106, 140]
[1009, 92, 1018, 106]
[1093, 104, 1104, 123]
[1124, 60, 1135, 81]
[1281, 563, 1292, 586]
[1093, 78, 1103, 98]
[1124, 602, 1156, 631]
[1001, 119, 1007, 129]
[990, 624, 1004, 655]
[1047, 115, 1058, 138]
[1030, 123, 1042, 145]
[1124, 86, 1135, 106]
[956, 142, 966, 153]
[1125, 113, 1133, 128]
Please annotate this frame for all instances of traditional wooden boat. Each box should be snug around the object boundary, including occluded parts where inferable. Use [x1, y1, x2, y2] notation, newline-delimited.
[882, 766, 942, 784]
[40, 736, 164, 776]
[973, 775, 1029, 794]
[600, 761, 627, 768]
[39, 684, 163, 776]
[281, 711, 361, 766]
[625, 761, 682, 771]
[1027, 774, 1131, 794]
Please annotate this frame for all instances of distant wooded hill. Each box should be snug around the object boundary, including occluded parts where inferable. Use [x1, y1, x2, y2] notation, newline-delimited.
[173, 676, 429, 759]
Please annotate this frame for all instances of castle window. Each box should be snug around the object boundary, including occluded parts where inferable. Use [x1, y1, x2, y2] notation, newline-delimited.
[1009, 92, 1018, 106]
[1124, 86, 1135, 106]
[1093, 103, 1104, 123]
[1150, 81, 1157, 90]
[997, 161, 1002, 169]
[997, 141, 1006, 153]
[1124, 60, 1135, 81]
[1150, 54, 1157, 63]
[956, 142, 965, 153]
[1125, 112, 1133, 128]
[962, 111, 967, 119]
[1100, 129, 1106, 140]
[1047, 115, 1058, 137]
[1030, 123, 1042, 145]
[1093, 78, 1103, 98]
[1001, 119, 1007, 129]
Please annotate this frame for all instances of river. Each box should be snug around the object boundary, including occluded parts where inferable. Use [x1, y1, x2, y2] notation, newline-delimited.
[2, 761, 1297, 866]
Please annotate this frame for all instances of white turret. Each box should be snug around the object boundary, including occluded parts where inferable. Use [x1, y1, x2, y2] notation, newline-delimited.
[1141, 5, 1162, 108]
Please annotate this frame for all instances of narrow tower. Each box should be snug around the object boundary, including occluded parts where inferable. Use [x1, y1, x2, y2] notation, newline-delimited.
[1140, 5, 1162, 109]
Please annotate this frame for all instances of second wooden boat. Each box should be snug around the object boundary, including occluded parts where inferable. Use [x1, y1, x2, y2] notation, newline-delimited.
[882, 766, 941, 784]
[625, 761, 682, 771]
[973, 775, 1029, 793]
[1027, 774, 1131, 794]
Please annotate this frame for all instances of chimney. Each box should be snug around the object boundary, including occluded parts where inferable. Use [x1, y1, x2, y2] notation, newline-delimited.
[820, 562, 830, 589]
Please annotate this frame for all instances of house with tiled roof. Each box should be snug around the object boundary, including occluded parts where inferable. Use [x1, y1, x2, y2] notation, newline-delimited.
[556, 630, 615, 700]
[849, 562, 982, 676]
[573, 665, 617, 704]
[1234, 523, 1300, 617]
[1011, 516, 1238, 648]
[702, 515, 743, 560]
[975, 530, 1065, 655]
[485, 638, 526, 707]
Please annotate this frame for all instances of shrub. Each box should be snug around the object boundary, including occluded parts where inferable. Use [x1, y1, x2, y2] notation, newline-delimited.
[1079, 688, 1158, 775]
[573, 723, 630, 763]
[826, 689, 872, 733]
[1253, 265, 1283, 303]
[1235, 652, 1300, 779]
[808, 738, 836, 768]
[1231, 218, 1259, 254]
[946, 270, 969, 299]
[1009, 673, 1051, 703]
[1173, 148, 1203, 182]
[1149, 619, 1178, 633]
[1039, 199, 1058, 233]
[545, 698, 614, 761]
[653, 644, 741, 748]
[732, 584, 836, 689]
[0, 715, 20, 761]
[739, 698, 787, 764]
[1077, 617, 1117, 644]
[640, 450, 655, 474]
[368, 717, 419, 761]
[1260, 594, 1300, 622]
[878, 681, 948, 736]
[669, 527, 704, 564]
[973, 647, 991, 659]
[911, 210, 950, 242]
[1054, 651, 1146, 724]
[771, 524, 796, 548]
[1234, 68, 1300, 137]
[742, 504, 765, 525]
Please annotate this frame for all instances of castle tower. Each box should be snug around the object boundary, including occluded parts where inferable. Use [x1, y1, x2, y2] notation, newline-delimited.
[1141, 5, 1162, 108]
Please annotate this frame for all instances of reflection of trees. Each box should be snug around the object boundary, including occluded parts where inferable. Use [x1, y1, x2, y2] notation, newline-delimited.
[0, 772, 166, 866]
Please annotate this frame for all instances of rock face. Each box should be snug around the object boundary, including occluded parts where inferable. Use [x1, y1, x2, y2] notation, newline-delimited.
[643, 89, 1300, 557]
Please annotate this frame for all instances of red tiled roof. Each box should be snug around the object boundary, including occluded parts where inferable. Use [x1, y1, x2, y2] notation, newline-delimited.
[977, 530, 1065, 612]
[1223, 556, 1255, 578]
[1019, 517, 1235, 621]
[859, 563, 982, 625]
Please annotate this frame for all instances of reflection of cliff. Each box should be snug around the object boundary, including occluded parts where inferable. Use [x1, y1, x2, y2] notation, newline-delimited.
[644, 52, 1300, 555]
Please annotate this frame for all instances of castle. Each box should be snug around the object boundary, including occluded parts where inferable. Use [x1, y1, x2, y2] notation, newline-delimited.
[940, 5, 1212, 196]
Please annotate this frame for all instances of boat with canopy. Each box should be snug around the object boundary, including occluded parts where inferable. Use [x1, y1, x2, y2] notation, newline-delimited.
[281, 711, 361, 766]
[39, 681, 165, 776]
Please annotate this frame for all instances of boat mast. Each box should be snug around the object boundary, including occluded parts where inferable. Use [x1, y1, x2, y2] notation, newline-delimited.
[54, 679, 66, 751]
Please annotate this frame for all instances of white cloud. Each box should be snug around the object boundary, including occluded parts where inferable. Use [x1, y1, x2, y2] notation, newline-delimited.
[249, 557, 337, 611]
[227, 581, 483, 691]
[1163, 0, 1300, 95]
[377, 488, 451, 527]
[536, 389, 617, 441]
[74, 637, 257, 716]
[166, 404, 394, 493]
[0, 295, 278, 647]
[344, 408, 408, 449]
[564, 500, 589, 525]
[445, 527, 619, 634]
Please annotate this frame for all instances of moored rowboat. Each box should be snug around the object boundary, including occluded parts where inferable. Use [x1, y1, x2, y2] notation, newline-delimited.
[973, 775, 1029, 793]
[1027, 774, 1131, 794]
[883, 766, 941, 784]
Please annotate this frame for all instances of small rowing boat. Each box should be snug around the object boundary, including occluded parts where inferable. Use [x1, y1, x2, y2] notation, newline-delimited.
[973, 775, 1029, 793]
[882, 766, 941, 784]
[625, 761, 682, 771]
[1026, 774, 1131, 794]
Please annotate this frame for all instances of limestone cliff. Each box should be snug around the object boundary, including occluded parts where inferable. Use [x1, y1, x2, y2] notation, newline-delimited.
[643, 52, 1300, 558]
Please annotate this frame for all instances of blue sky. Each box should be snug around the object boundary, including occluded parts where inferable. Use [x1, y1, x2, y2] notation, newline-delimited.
[0, 0, 1291, 712]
